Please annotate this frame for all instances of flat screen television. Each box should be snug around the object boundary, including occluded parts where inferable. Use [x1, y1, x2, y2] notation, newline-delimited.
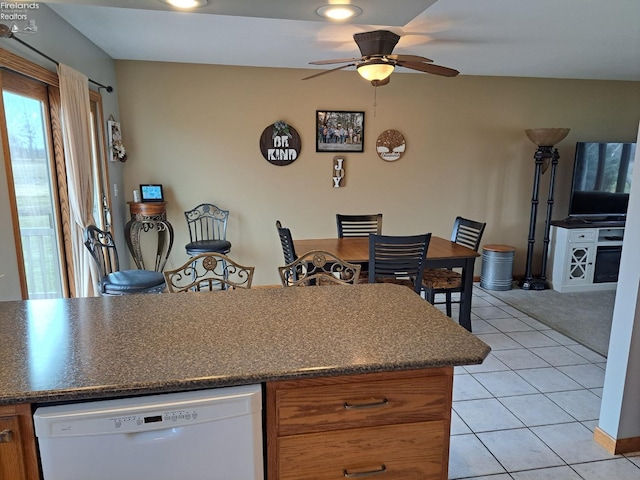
[568, 142, 636, 220]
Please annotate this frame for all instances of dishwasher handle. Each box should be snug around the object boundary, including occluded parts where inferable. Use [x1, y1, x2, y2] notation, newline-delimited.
[126, 427, 184, 444]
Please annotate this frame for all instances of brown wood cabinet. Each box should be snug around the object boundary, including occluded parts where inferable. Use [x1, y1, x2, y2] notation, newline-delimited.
[266, 367, 453, 480]
[0, 404, 39, 480]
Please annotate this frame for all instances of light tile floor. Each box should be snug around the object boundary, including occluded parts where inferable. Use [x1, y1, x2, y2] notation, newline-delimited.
[437, 285, 640, 480]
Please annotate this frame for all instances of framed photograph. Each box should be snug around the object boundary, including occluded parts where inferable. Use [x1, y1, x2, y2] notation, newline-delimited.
[139, 184, 164, 202]
[316, 110, 364, 153]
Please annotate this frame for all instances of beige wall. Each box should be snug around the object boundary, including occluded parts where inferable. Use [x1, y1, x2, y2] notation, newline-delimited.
[115, 60, 640, 286]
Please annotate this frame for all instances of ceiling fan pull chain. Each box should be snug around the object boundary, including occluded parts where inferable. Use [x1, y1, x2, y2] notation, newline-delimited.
[373, 86, 377, 116]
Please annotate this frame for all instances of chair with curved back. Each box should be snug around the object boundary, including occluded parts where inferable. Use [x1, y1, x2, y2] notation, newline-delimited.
[163, 252, 254, 292]
[336, 213, 382, 238]
[422, 217, 486, 317]
[278, 250, 361, 287]
[184, 203, 231, 256]
[84, 225, 166, 296]
[368, 233, 431, 294]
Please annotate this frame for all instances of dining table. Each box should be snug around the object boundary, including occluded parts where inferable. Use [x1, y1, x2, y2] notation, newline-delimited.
[293, 236, 480, 331]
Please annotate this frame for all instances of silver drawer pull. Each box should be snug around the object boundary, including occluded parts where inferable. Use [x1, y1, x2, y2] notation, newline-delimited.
[343, 465, 387, 477]
[0, 429, 13, 443]
[343, 398, 388, 410]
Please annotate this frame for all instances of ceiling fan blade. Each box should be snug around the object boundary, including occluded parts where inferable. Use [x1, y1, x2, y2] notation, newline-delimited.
[386, 54, 433, 63]
[309, 57, 362, 65]
[302, 64, 355, 80]
[304, 30, 459, 85]
[398, 61, 460, 77]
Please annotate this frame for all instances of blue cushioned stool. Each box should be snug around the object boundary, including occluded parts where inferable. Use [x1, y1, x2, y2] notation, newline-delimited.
[84, 225, 165, 296]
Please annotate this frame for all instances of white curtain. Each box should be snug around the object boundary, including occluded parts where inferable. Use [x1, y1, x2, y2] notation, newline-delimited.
[57, 64, 96, 297]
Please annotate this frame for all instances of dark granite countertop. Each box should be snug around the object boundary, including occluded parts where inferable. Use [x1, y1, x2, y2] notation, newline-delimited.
[0, 283, 490, 405]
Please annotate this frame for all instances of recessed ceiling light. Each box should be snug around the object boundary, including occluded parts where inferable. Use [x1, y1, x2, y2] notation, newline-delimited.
[161, 0, 208, 9]
[316, 4, 362, 21]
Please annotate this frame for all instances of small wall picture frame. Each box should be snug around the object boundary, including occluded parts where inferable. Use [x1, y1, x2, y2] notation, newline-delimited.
[108, 119, 127, 162]
[316, 110, 364, 153]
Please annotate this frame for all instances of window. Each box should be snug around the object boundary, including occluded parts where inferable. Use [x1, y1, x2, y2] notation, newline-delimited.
[0, 53, 111, 299]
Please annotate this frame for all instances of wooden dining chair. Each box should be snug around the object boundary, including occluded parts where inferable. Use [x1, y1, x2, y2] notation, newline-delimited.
[368, 233, 431, 294]
[422, 217, 486, 316]
[336, 213, 383, 237]
[336, 213, 382, 283]
[163, 252, 254, 292]
[84, 225, 166, 296]
[278, 250, 361, 287]
[275, 220, 298, 264]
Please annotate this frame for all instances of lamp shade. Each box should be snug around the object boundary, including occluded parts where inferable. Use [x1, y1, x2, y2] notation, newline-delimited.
[525, 128, 570, 147]
[357, 62, 394, 82]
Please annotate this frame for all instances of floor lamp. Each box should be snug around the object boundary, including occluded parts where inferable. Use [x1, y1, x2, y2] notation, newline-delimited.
[520, 128, 570, 290]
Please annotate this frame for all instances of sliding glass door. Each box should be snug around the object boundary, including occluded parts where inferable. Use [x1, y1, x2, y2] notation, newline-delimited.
[2, 73, 65, 299]
[1, 66, 111, 299]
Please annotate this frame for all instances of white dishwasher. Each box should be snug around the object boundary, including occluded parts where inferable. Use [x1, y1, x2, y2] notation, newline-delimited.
[33, 384, 264, 480]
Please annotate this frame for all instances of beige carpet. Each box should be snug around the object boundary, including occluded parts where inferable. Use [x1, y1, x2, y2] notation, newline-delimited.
[484, 285, 615, 357]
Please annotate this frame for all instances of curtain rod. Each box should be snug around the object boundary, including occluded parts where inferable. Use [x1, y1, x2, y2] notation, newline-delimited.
[1, 27, 113, 92]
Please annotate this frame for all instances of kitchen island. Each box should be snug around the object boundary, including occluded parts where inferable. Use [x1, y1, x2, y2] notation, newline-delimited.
[0, 283, 490, 479]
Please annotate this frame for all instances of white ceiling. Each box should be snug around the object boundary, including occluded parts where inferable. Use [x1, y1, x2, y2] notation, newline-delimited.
[43, 0, 640, 81]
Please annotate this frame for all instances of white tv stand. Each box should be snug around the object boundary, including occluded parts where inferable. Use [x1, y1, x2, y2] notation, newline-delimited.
[549, 220, 624, 293]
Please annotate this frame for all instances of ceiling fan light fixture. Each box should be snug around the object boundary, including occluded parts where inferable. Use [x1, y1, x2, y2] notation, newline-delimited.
[316, 4, 362, 21]
[161, 0, 208, 9]
[357, 62, 394, 82]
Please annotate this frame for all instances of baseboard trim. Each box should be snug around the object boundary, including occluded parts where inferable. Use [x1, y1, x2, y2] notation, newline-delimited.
[594, 426, 640, 454]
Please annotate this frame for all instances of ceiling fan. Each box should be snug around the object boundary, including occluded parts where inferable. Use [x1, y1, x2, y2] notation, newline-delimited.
[302, 30, 459, 86]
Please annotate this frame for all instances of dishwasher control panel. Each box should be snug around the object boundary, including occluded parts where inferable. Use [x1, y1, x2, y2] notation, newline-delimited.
[109, 409, 199, 431]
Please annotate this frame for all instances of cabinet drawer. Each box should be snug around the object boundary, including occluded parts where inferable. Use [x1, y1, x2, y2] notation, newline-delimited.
[273, 373, 451, 436]
[569, 230, 595, 242]
[278, 421, 448, 480]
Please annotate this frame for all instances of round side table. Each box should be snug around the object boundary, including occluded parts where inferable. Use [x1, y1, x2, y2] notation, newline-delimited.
[125, 202, 174, 271]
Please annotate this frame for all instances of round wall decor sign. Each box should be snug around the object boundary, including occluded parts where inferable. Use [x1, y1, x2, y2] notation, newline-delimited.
[259, 121, 301, 166]
[376, 129, 406, 162]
